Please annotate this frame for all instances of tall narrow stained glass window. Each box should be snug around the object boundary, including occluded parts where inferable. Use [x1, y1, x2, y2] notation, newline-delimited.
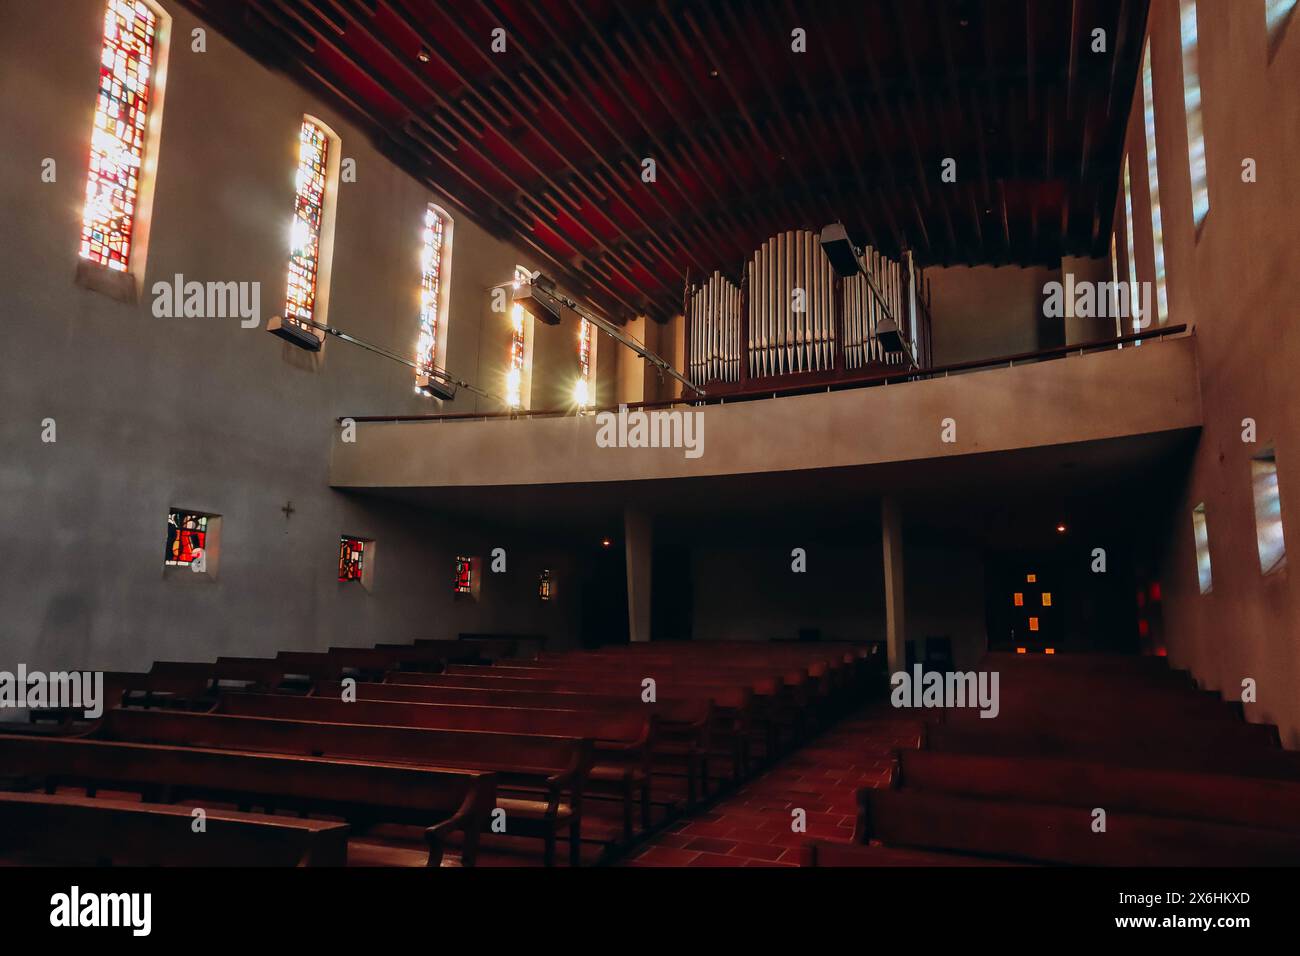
[165, 510, 207, 567]
[539, 569, 552, 601]
[507, 266, 530, 408]
[80, 0, 159, 272]
[1268, 0, 1297, 41]
[454, 555, 473, 595]
[416, 205, 448, 391]
[1122, 157, 1142, 338]
[338, 536, 365, 583]
[1180, 0, 1210, 230]
[575, 319, 593, 407]
[1192, 503, 1213, 594]
[1109, 233, 1123, 339]
[285, 119, 330, 334]
[1141, 42, 1169, 325]
[1252, 448, 1287, 575]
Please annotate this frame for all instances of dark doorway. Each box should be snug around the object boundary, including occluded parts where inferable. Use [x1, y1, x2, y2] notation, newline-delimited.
[578, 537, 628, 648]
[651, 543, 694, 641]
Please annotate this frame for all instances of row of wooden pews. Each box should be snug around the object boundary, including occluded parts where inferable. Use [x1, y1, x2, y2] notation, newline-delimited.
[804, 652, 1300, 866]
[2, 639, 877, 867]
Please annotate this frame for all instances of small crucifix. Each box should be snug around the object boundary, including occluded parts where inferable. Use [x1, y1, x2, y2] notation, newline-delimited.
[281, 500, 296, 520]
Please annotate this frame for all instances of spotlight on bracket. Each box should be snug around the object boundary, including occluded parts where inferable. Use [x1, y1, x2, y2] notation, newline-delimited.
[512, 277, 563, 326]
[818, 222, 863, 278]
[874, 317, 906, 353]
[415, 373, 457, 401]
[266, 314, 498, 404]
[267, 314, 324, 351]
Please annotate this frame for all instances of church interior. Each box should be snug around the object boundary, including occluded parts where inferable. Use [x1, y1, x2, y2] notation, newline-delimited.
[1, 0, 1299, 896]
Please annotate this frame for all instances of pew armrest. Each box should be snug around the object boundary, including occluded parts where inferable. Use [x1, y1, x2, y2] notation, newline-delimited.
[545, 740, 594, 819]
[424, 775, 497, 868]
[851, 788, 872, 844]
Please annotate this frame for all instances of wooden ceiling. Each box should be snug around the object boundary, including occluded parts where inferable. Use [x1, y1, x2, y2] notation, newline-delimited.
[183, 0, 1150, 323]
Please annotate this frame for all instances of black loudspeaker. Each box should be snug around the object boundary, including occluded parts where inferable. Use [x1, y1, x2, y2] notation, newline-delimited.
[875, 317, 907, 353]
[415, 374, 457, 400]
[266, 314, 323, 351]
[512, 283, 562, 325]
[818, 222, 862, 278]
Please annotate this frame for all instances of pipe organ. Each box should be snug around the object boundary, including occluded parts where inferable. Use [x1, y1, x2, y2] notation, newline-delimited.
[747, 229, 837, 378]
[843, 247, 905, 370]
[688, 270, 743, 384]
[686, 230, 932, 388]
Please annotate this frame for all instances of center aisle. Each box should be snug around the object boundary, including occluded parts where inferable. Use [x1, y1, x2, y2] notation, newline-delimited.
[624, 709, 922, 867]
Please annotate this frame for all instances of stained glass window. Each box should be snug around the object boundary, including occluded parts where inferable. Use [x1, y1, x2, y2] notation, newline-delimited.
[507, 266, 530, 408]
[416, 205, 448, 391]
[1109, 233, 1123, 339]
[1141, 42, 1169, 325]
[339, 536, 365, 583]
[1123, 157, 1141, 337]
[1180, 1, 1210, 230]
[1251, 448, 1287, 575]
[1192, 503, 1213, 594]
[539, 569, 552, 601]
[80, 0, 159, 272]
[165, 510, 207, 567]
[1268, 0, 1297, 40]
[454, 555, 473, 594]
[1013, 593, 1024, 607]
[285, 119, 330, 334]
[574, 319, 593, 407]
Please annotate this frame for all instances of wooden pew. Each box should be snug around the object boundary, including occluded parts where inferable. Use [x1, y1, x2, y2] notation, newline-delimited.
[923, 716, 1291, 774]
[893, 749, 1300, 834]
[854, 788, 1300, 865]
[319, 679, 715, 804]
[95, 707, 592, 866]
[401, 671, 760, 779]
[217, 693, 654, 841]
[445, 662, 804, 760]
[0, 791, 349, 866]
[400, 638, 520, 662]
[0, 733, 495, 866]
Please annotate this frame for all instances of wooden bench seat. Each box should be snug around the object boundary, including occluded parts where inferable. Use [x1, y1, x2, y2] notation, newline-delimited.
[94, 707, 593, 866]
[217, 693, 654, 841]
[446, 662, 804, 760]
[0, 733, 495, 866]
[855, 788, 1300, 865]
[0, 791, 349, 866]
[923, 718, 1292, 773]
[320, 679, 718, 802]
[391, 670, 769, 778]
[893, 749, 1300, 834]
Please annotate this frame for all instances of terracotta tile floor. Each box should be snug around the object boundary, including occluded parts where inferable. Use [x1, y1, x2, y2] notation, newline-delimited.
[624, 709, 923, 867]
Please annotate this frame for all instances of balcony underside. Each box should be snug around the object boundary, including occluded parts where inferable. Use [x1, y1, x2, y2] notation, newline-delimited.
[331, 336, 1202, 501]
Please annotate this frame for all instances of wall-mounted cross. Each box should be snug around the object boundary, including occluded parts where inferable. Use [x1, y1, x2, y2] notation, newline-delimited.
[281, 500, 296, 520]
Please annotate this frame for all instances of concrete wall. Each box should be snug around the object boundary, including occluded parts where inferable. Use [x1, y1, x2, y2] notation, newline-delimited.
[0, 0, 582, 670]
[927, 257, 1115, 366]
[1122, 0, 1300, 744]
[927, 263, 1058, 364]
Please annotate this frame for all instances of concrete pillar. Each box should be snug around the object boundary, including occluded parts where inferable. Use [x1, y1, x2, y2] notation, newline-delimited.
[624, 508, 653, 643]
[881, 496, 906, 673]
